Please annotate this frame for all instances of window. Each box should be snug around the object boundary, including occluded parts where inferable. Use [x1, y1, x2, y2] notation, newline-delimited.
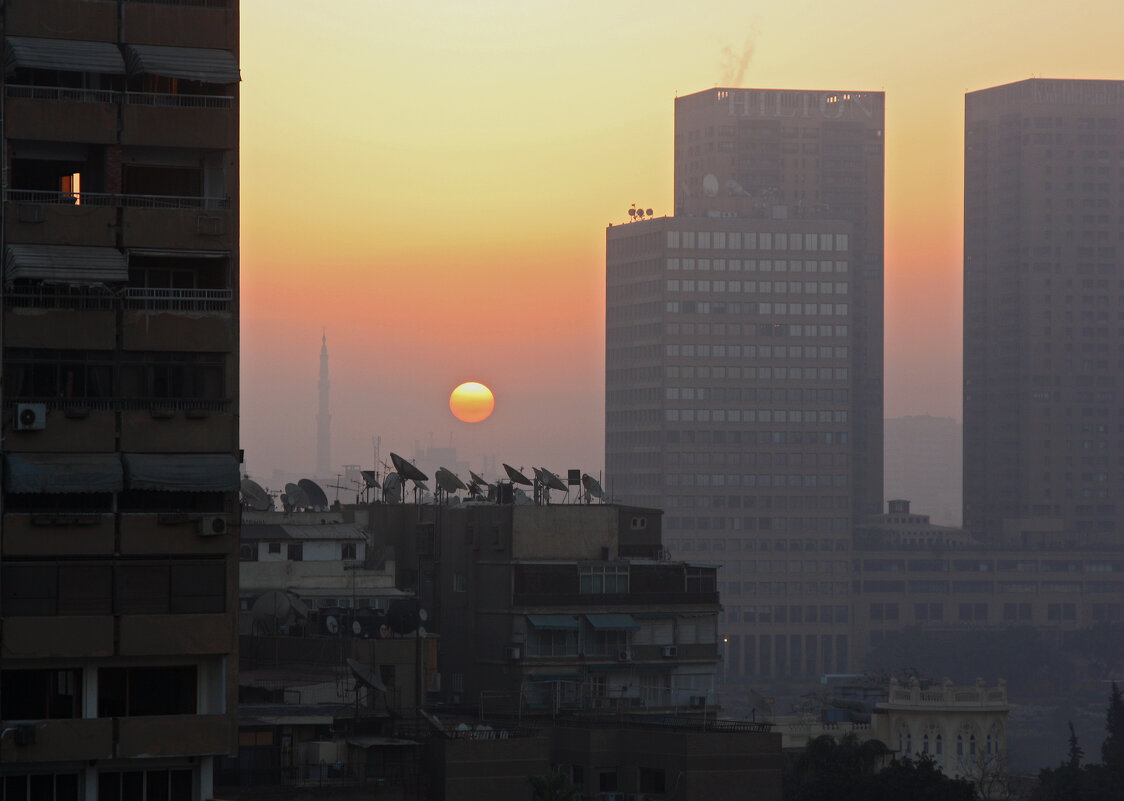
[287, 543, 303, 562]
[453, 574, 467, 592]
[6, 349, 113, 401]
[579, 565, 628, 594]
[98, 769, 193, 801]
[1, 669, 82, 720]
[528, 629, 577, 657]
[267, 543, 281, 554]
[1, 775, 80, 801]
[98, 666, 196, 717]
[341, 543, 357, 560]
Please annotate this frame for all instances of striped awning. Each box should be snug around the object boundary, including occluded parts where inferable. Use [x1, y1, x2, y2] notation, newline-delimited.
[125, 44, 239, 83]
[4, 453, 123, 494]
[124, 453, 240, 492]
[585, 614, 640, 631]
[5, 36, 125, 75]
[5, 244, 127, 286]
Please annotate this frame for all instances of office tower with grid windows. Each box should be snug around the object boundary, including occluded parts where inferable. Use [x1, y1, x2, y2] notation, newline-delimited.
[0, 1, 241, 798]
[963, 79, 1124, 545]
[605, 88, 884, 680]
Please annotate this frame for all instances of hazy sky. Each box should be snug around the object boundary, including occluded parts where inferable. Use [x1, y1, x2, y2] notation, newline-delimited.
[238, 0, 1124, 484]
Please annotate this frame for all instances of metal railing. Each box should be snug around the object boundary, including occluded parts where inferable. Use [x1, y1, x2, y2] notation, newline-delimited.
[4, 189, 228, 210]
[6, 84, 117, 104]
[2, 397, 231, 413]
[123, 287, 233, 312]
[4, 289, 117, 310]
[123, 0, 233, 7]
[125, 91, 234, 110]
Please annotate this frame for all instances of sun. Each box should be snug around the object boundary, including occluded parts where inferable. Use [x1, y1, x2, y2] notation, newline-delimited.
[449, 382, 495, 423]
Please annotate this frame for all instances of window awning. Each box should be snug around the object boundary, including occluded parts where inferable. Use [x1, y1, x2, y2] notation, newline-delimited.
[5, 36, 126, 75]
[585, 614, 639, 631]
[125, 44, 239, 83]
[4, 453, 123, 494]
[124, 453, 240, 492]
[527, 614, 579, 631]
[5, 244, 128, 286]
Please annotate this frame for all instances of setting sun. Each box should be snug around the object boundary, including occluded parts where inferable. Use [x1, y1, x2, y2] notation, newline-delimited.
[449, 382, 496, 423]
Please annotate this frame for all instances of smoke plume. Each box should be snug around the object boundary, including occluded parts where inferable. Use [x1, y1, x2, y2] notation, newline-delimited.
[719, 28, 758, 87]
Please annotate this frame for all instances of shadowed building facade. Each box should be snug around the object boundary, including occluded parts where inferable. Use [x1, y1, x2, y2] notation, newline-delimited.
[963, 79, 1124, 545]
[0, 1, 241, 798]
[606, 88, 884, 681]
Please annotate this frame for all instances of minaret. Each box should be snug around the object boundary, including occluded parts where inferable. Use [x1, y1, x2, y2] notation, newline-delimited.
[316, 331, 331, 477]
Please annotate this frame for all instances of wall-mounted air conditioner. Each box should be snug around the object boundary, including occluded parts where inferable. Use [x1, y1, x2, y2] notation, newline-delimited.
[15, 403, 46, 431]
[198, 515, 228, 537]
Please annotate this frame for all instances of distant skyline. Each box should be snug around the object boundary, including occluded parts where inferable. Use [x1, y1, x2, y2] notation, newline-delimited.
[238, 0, 1124, 481]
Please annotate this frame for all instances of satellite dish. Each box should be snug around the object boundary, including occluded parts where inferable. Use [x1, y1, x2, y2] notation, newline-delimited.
[383, 472, 402, 503]
[390, 452, 428, 484]
[540, 468, 568, 493]
[628, 207, 636, 217]
[347, 657, 388, 693]
[435, 467, 467, 493]
[324, 614, 340, 636]
[513, 487, 532, 505]
[703, 173, 720, 197]
[241, 479, 273, 511]
[361, 470, 381, 489]
[351, 619, 362, 636]
[582, 473, 606, 501]
[251, 589, 294, 634]
[503, 463, 533, 486]
[298, 478, 329, 510]
[285, 482, 311, 510]
[386, 599, 419, 634]
[469, 470, 488, 486]
[645, 208, 653, 216]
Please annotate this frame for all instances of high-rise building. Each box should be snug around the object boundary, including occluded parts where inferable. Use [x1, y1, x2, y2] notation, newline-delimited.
[606, 88, 884, 681]
[0, 2, 241, 798]
[963, 79, 1124, 545]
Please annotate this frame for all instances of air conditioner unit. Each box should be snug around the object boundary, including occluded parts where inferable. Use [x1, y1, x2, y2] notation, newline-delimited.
[504, 646, 522, 661]
[689, 695, 707, 708]
[662, 646, 678, 658]
[15, 403, 46, 431]
[617, 649, 631, 662]
[198, 515, 228, 537]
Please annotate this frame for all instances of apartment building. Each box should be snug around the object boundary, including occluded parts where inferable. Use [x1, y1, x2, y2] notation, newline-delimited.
[0, 2, 240, 799]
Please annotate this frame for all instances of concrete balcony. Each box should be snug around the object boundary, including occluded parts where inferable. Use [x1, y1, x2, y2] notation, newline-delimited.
[3, 195, 117, 247]
[3, 407, 117, 453]
[0, 718, 114, 764]
[1, 513, 115, 556]
[118, 713, 235, 758]
[123, 2, 237, 50]
[119, 613, 234, 657]
[0, 616, 114, 660]
[119, 513, 235, 555]
[123, 96, 235, 150]
[4, 306, 116, 349]
[3, 0, 117, 40]
[122, 306, 234, 352]
[122, 205, 232, 251]
[5, 86, 118, 144]
[119, 408, 236, 453]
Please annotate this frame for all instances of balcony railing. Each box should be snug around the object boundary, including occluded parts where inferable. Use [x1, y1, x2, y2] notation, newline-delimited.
[4, 189, 228, 210]
[513, 591, 720, 607]
[123, 0, 233, 7]
[6, 84, 117, 104]
[126, 91, 233, 110]
[123, 288, 233, 312]
[3, 397, 231, 413]
[4, 289, 117, 310]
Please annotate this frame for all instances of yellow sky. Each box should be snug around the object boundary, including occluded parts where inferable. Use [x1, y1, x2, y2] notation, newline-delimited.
[238, 0, 1124, 480]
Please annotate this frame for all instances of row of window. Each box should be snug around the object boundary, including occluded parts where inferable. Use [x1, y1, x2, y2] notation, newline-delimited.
[669, 340, 852, 360]
[722, 581, 851, 600]
[665, 472, 849, 488]
[666, 321, 850, 337]
[666, 365, 851, 382]
[0, 770, 195, 801]
[668, 279, 849, 295]
[859, 558, 1124, 573]
[860, 579, 1124, 595]
[665, 409, 850, 425]
[667, 231, 850, 252]
[667, 258, 850, 273]
[2, 561, 225, 616]
[666, 301, 851, 317]
[668, 537, 849, 552]
[1, 666, 198, 720]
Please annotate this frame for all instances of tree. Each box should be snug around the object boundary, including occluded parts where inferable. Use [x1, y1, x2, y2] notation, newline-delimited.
[1102, 681, 1124, 774]
[527, 772, 578, 801]
[1067, 722, 1083, 770]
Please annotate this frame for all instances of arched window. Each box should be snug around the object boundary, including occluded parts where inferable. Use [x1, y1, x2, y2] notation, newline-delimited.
[922, 734, 930, 755]
[936, 734, 943, 756]
[970, 734, 976, 755]
[956, 734, 963, 756]
[906, 733, 912, 754]
[987, 733, 993, 755]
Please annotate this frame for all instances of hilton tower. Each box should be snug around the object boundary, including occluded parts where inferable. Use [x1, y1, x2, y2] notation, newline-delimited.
[605, 88, 884, 680]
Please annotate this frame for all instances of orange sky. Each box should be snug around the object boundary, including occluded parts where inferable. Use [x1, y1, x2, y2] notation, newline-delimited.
[238, 0, 1124, 484]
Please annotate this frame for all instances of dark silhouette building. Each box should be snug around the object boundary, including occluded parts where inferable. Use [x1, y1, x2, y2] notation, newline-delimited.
[0, 1, 241, 797]
[606, 88, 884, 680]
[963, 79, 1124, 545]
